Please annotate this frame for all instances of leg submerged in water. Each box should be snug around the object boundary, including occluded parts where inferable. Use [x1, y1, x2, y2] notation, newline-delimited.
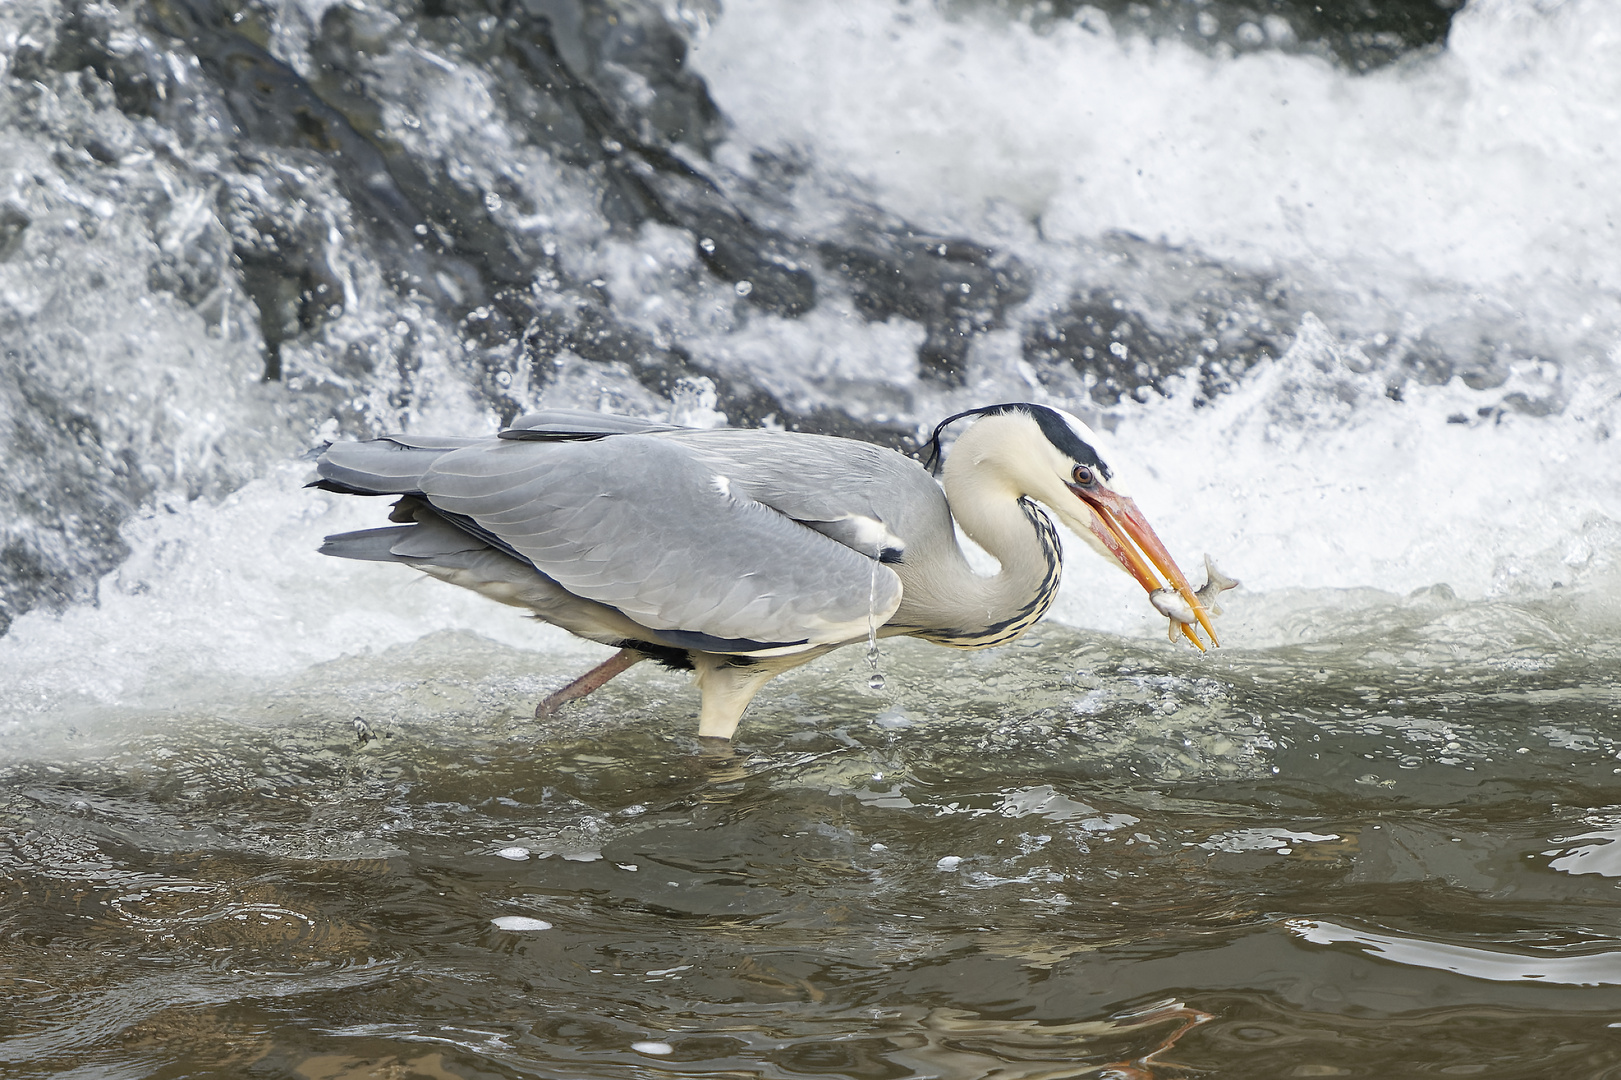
[536, 648, 645, 717]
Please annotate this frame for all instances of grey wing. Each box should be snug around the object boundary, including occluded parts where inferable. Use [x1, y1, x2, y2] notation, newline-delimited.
[661, 429, 950, 563]
[419, 435, 902, 652]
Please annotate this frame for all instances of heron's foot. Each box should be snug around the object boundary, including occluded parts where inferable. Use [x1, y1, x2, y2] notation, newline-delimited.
[692, 736, 749, 788]
[535, 648, 644, 718]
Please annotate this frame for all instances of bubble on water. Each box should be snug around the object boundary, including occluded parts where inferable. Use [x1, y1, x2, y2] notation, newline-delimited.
[491, 916, 552, 931]
[632, 1041, 674, 1055]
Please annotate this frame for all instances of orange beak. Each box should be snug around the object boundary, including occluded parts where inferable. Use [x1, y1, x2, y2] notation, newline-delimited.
[1069, 483, 1220, 651]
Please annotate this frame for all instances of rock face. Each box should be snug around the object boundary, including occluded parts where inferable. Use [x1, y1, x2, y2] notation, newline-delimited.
[0, 0, 1469, 636]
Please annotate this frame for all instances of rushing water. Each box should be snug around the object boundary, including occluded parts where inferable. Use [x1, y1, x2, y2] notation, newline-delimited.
[4, 0, 1621, 1075]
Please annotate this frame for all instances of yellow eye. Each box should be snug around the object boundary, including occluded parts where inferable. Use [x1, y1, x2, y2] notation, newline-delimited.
[1072, 465, 1094, 486]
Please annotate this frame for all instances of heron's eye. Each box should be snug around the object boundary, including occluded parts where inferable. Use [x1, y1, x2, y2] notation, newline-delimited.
[1072, 465, 1094, 486]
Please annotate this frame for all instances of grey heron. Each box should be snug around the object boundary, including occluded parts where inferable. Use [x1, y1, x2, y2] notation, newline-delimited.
[311, 403, 1219, 740]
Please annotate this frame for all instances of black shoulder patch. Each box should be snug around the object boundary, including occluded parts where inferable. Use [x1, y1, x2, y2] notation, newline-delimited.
[496, 429, 614, 442]
[613, 640, 695, 670]
[650, 627, 810, 654]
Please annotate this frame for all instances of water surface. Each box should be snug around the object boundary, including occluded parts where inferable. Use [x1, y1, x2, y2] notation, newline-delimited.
[7, 586, 1621, 1077]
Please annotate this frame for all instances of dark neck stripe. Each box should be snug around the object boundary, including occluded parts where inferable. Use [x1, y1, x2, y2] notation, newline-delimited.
[923, 499, 1064, 648]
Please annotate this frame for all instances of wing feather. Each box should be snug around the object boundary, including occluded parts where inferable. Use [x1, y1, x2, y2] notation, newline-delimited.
[418, 435, 901, 649]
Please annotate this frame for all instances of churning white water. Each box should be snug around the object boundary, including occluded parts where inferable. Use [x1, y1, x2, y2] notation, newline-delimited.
[1, 0, 1617, 739]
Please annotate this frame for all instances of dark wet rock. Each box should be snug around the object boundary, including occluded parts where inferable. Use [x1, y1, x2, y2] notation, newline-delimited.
[0, 347, 145, 638]
[47, 0, 175, 117]
[483, 1, 816, 316]
[216, 155, 349, 382]
[159, 4, 427, 244]
[307, 9, 548, 293]
[143, 0, 558, 375]
[0, 205, 29, 263]
[395, 0, 813, 316]
[0, 524, 129, 640]
[820, 230, 1032, 387]
[117, 0, 813, 366]
[1036, 0, 1462, 72]
[1024, 239, 1291, 405]
[519, 0, 726, 155]
[1025, 292, 1182, 405]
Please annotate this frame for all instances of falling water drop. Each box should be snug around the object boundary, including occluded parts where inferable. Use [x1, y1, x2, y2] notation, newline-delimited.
[866, 540, 886, 692]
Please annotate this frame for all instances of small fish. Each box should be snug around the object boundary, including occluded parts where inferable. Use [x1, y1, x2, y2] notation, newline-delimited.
[1155, 555, 1240, 644]
[1195, 554, 1240, 616]
[1150, 587, 1197, 625]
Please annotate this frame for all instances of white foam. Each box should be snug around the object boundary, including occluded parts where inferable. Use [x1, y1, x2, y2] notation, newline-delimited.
[1288, 918, 1621, 986]
[694, 0, 1621, 321]
[1048, 327, 1621, 636]
[0, 460, 594, 725]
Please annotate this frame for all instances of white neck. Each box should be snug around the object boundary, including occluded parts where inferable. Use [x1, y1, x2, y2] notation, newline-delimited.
[889, 416, 1064, 646]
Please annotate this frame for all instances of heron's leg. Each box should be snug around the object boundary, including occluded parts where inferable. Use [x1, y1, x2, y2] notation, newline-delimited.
[536, 648, 644, 717]
[693, 654, 806, 740]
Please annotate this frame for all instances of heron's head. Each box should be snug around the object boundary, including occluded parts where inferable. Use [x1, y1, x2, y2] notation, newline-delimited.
[929, 403, 1218, 649]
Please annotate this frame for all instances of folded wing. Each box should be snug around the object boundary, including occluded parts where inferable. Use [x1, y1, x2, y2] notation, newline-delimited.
[323, 431, 905, 653]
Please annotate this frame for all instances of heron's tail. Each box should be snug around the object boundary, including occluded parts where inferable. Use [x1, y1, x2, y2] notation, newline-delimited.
[319, 508, 491, 564]
[318, 525, 418, 562]
[307, 434, 477, 496]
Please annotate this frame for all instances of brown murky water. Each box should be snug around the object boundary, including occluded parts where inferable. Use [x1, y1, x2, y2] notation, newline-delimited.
[5, 595, 1621, 1079]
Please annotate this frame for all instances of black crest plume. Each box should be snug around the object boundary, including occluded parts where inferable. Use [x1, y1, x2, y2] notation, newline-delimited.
[921, 403, 1111, 480]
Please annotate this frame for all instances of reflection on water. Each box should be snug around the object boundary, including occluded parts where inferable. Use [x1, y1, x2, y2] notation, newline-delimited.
[5, 605, 1621, 1078]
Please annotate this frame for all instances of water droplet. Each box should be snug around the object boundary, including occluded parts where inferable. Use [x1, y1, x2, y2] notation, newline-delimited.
[865, 542, 886, 692]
